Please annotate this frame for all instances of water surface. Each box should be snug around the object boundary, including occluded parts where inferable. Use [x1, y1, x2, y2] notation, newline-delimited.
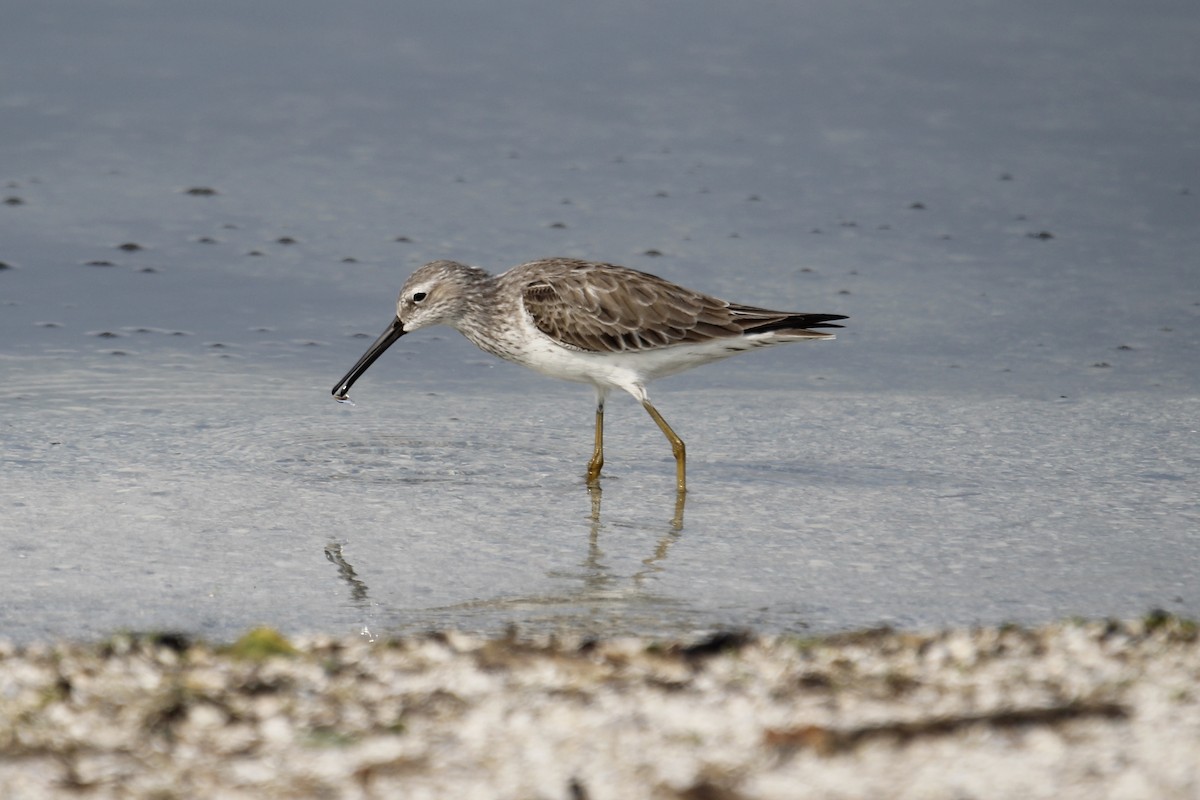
[2, 0, 1197, 643]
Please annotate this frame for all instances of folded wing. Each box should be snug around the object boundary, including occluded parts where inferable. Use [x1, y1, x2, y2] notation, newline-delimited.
[520, 260, 844, 353]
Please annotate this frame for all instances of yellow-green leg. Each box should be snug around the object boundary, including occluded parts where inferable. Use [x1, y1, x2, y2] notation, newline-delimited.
[641, 399, 686, 493]
[586, 397, 605, 485]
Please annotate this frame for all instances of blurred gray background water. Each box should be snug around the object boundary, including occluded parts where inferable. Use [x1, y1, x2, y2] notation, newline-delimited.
[2, 0, 1197, 643]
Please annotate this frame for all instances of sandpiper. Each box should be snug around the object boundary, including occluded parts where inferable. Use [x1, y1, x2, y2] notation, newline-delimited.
[332, 258, 845, 491]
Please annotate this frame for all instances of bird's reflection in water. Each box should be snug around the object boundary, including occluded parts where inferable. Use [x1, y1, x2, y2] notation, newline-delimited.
[587, 483, 683, 588]
[321, 485, 685, 629]
[590, 483, 685, 532]
[324, 540, 370, 605]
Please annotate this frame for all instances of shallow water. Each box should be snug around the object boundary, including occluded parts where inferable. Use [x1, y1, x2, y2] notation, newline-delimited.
[2, 0, 1198, 643]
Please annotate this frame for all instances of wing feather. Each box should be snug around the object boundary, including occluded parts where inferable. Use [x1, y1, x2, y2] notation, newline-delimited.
[517, 259, 844, 353]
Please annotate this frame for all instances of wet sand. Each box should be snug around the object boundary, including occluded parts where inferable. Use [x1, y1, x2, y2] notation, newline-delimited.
[2, 616, 1196, 799]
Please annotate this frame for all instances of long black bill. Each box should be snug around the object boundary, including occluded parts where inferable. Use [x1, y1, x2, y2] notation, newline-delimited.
[331, 316, 406, 401]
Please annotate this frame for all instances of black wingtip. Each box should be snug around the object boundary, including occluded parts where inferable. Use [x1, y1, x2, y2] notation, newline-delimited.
[748, 313, 847, 334]
[806, 313, 847, 329]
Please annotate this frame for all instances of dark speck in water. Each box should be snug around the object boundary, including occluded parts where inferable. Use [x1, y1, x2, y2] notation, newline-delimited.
[247, 250, 265, 256]
[184, 187, 219, 196]
[276, 236, 297, 245]
[1028, 231, 1054, 240]
[91, 331, 121, 338]
[117, 242, 143, 252]
[85, 260, 117, 267]
[0, 261, 12, 270]
[643, 249, 663, 257]
[394, 236, 412, 242]
[909, 202, 926, 210]
[3, 196, 24, 206]
[548, 222, 567, 229]
[341, 257, 358, 263]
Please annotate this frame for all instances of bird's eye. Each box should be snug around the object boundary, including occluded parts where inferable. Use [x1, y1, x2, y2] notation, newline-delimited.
[412, 292, 427, 302]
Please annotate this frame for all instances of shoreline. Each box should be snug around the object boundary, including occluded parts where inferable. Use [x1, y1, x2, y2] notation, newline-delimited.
[2, 616, 1197, 799]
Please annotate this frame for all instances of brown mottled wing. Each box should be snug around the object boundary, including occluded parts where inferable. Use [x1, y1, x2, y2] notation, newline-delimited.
[519, 260, 844, 353]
